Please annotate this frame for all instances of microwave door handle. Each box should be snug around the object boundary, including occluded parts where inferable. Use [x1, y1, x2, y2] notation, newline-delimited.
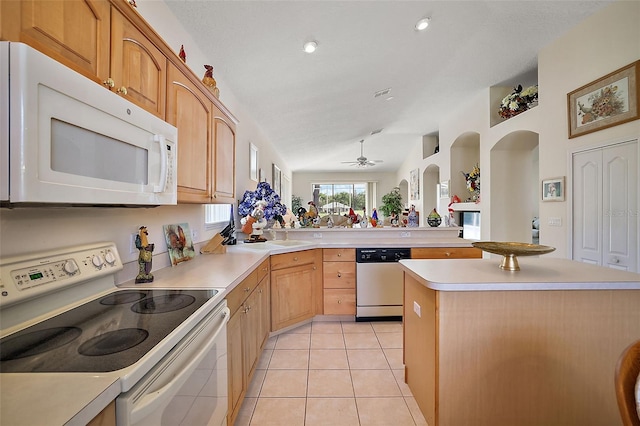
[129, 306, 230, 424]
[153, 134, 168, 193]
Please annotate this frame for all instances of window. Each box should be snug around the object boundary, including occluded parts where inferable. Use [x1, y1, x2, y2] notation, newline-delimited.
[204, 204, 231, 230]
[312, 183, 369, 216]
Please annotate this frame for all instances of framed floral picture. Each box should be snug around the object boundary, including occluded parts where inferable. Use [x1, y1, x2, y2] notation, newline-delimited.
[249, 142, 258, 182]
[272, 164, 281, 195]
[542, 177, 565, 202]
[410, 168, 419, 200]
[568, 60, 640, 138]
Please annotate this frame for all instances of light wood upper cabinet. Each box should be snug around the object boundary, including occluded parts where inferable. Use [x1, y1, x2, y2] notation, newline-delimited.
[166, 63, 212, 203]
[0, 0, 111, 81]
[212, 108, 236, 203]
[110, 7, 166, 118]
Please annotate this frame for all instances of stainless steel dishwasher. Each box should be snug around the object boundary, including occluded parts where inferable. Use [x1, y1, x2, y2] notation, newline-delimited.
[356, 248, 411, 321]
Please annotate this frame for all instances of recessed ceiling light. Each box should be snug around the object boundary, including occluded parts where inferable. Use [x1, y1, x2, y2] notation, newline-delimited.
[303, 41, 318, 53]
[415, 17, 430, 31]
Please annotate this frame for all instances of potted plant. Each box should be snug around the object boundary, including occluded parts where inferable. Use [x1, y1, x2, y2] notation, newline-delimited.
[380, 187, 403, 219]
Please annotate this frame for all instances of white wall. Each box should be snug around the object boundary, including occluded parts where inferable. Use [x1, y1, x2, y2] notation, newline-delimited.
[397, 0, 639, 257]
[0, 0, 290, 273]
[538, 0, 640, 257]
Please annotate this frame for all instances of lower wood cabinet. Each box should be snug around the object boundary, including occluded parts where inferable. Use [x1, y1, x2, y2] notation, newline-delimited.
[270, 249, 322, 331]
[323, 248, 356, 315]
[227, 259, 270, 426]
[411, 247, 482, 259]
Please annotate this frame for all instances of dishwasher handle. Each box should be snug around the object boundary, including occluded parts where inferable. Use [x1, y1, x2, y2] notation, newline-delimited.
[129, 306, 230, 424]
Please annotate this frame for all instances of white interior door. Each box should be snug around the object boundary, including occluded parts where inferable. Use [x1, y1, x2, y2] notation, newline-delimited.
[572, 140, 638, 272]
[602, 141, 638, 271]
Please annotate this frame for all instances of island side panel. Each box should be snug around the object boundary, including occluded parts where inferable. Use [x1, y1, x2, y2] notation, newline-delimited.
[437, 289, 640, 426]
[403, 273, 438, 426]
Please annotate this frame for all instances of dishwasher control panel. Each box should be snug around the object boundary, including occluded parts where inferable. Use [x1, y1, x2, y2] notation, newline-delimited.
[356, 248, 411, 263]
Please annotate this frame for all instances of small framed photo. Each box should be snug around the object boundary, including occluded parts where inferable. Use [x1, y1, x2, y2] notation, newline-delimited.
[249, 143, 258, 182]
[542, 177, 565, 202]
[439, 180, 450, 198]
[567, 60, 639, 138]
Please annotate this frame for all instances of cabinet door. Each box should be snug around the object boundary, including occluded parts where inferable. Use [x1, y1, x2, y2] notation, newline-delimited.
[227, 310, 245, 426]
[110, 7, 166, 118]
[257, 276, 271, 350]
[212, 108, 236, 202]
[243, 294, 260, 381]
[271, 263, 318, 331]
[1, 0, 110, 81]
[323, 261, 355, 289]
[323, 288, 355, 315]
[166, 63, 212, 203]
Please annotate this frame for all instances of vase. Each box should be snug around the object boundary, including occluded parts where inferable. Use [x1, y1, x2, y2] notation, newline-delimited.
[427, 217, 441, 227]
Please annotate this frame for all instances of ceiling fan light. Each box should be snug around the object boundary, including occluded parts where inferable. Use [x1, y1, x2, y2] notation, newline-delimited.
[415, 17, 430, 31]
[303, 41, 318, 53]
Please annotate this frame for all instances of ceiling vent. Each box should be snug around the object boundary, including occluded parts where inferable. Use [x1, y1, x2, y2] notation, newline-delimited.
[374, 88, 391, 98]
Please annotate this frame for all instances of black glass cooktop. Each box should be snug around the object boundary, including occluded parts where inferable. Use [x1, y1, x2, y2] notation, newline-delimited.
[0, 289, 217, 373]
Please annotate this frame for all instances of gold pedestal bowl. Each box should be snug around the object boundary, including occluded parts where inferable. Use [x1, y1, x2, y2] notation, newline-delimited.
[471, 242, 556, 271]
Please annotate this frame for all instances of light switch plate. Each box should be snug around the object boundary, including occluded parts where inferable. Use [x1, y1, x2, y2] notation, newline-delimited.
[413, 301, 421, 317]
[548, 217, 562, 227]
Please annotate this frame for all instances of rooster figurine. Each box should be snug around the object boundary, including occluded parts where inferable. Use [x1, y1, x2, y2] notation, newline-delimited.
[202, 65, 220, 98]
[179, 45, 186, 63]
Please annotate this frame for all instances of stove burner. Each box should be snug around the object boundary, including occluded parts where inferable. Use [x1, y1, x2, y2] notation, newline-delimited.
[131, 294, 196, 314]
[100, 291, 147, 305]
[78, 328, 149, 356]
[0, 327, 82, 361]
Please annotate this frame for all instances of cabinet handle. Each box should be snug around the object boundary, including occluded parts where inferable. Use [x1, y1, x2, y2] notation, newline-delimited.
[258, 289, 263, 294]
[313, 266, 317, 270]
[445, 252, 451, 257]
[337, 300, 342, 304]
[244, 287, 251, 292]
[337, 273, 342, 277]
[116, 86, 128, 95]
[293, 257, 298, 261]
[337, 253, 342, 257]
[103, 78, 115, 88]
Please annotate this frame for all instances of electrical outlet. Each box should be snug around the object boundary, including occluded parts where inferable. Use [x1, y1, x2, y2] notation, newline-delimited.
[191, 229, 198, 242]
[129, 233, 138, 254]
[413, 301, 421, 317]
[548, 217, 562, 227]
[400, 231, 411, 238]
[313, 232, 322, 239]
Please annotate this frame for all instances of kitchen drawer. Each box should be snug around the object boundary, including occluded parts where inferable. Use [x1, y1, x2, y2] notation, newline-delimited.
[323, 262, 356, 289]
[323, 289, 356, 315]
[226, 269, 258, 315]
[270, 249, 318, 271]
[411, 247, 482, 259]
[257, 258, 270, 282]
[323, 248, 356, 262]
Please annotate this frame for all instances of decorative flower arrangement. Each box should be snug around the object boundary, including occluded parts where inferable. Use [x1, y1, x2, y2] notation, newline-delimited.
[578, 84, 624, 125]
[461, 164, 480, 201]
[498, 84, 538, 119]
[238, 181, 287, 220]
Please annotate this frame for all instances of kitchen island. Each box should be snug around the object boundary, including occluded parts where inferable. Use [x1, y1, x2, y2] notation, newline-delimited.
[399, 257, 640, 426]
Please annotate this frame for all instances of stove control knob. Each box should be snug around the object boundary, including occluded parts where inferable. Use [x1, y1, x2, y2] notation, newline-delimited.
[92, 255, 105, 268]
[63, 260, 79, 275]
[104, 251, 117, 265]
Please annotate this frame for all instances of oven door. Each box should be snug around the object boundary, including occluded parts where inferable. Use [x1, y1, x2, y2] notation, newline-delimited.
[116, 300, 229, 426]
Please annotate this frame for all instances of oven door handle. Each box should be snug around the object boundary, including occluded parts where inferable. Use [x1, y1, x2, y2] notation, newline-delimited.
[129, 306, 230, 424]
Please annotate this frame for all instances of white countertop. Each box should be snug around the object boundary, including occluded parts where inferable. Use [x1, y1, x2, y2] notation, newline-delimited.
[0, 237, 471, 425]
[400, 258, 640, 291]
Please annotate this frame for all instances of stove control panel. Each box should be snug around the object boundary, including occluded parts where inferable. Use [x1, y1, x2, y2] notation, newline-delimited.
[0, 242, 123, 308]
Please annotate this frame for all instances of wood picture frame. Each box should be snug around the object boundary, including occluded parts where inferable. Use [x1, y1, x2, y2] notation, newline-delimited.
[542, 177, 565, 202]
[249, 142, 258, 182]
[567, 60, 640, 139]
[410, 168, 420, 200]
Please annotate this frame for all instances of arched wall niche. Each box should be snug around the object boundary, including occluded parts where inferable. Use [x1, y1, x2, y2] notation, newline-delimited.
[451, 132, 480, 200]
[423, 164, 440, 225]
[398, 179, 409, 210]
[490, 130, 539, 243]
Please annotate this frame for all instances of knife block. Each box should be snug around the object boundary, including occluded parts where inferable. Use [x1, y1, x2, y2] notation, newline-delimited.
[200, 234, 227, 254]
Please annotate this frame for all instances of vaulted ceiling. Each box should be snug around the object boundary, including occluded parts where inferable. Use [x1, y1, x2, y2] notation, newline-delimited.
[165, 0, 613, 173]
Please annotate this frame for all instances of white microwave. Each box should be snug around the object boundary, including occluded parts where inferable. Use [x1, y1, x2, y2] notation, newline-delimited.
[0, 42, 178, 206]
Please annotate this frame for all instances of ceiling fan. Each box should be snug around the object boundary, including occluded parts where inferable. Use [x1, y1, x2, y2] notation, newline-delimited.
[341, 140, 383, 168]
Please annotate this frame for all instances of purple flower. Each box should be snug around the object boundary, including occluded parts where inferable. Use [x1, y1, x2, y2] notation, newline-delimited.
[238, 182, 287, 219]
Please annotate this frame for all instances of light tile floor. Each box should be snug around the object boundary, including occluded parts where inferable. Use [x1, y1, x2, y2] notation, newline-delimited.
[234, 321, 428, 426]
